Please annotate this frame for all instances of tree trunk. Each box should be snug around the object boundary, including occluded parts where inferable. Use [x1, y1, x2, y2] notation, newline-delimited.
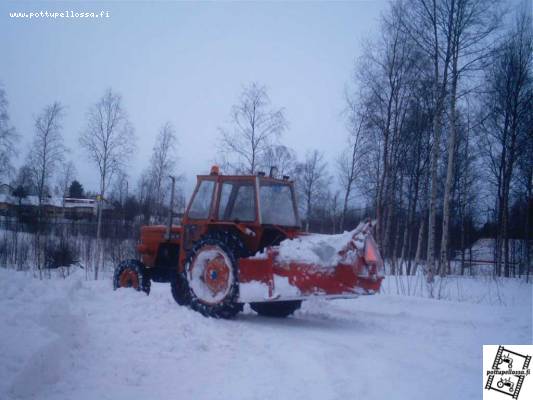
[95, 173, 106, 280]
[426, 109, 442, 283]
[340, 183, 351, 233]
[305, 194, 311, 233]
[426, 0, 455, 283]
[392, 173, 404, 274]
[399, 180, 413, 275]
[502, 194, 510, 277]
[460, 211, 466, 275]
[526, 194, 532, 282]
[413, 214, 426, 276]
[95, 199, 103, 280]
[439, 56, 460, 277]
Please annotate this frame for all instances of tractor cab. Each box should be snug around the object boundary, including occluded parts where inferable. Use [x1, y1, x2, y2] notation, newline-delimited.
[180, 166, 301, 261]
[184, 166, 300, 228]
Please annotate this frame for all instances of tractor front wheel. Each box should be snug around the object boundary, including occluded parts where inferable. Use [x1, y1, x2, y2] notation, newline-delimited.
[250, 301, 302, 318]
[113, 259, 150, 295]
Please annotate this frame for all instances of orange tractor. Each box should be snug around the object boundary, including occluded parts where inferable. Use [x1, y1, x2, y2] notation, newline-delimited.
[114, 166, 384, 318]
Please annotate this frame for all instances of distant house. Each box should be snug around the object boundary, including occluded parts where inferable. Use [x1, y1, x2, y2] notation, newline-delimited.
[63, 198, 97, 219]
[0, 193, 113, 220]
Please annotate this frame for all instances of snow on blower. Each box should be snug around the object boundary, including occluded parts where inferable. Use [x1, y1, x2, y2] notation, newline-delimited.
[113, 166, 384, 318]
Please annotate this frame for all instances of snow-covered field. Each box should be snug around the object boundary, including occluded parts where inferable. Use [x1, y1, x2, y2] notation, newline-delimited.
[0, 268, 531, 400]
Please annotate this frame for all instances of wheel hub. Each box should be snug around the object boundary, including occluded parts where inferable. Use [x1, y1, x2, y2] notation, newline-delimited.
[203, 255, 230, 295]
[119, 268, 139, 289]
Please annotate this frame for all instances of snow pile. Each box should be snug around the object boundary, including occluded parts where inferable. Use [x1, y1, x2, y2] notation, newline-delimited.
[274, 223, 367, 267]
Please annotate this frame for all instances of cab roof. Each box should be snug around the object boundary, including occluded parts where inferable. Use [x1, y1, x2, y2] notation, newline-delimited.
[197, 166, 293, 184]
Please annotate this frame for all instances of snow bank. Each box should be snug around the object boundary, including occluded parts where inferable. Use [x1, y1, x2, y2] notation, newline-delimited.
[381, 273, 533, 306]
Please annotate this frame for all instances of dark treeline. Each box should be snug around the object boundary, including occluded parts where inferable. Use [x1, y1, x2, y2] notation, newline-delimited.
[0, 0, 531, 280]
[337, 0, 532, 280]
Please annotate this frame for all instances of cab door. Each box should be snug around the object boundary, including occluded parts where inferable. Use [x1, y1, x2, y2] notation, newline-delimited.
[181, 178, 217, 262]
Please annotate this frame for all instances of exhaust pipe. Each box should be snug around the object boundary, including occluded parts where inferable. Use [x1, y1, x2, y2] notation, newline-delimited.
[166, 175, 176, 241]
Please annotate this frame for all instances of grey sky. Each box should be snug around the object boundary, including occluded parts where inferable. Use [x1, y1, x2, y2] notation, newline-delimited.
[2, 0, 387, 196]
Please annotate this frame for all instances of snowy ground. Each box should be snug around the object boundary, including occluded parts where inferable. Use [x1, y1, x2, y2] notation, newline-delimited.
[0, 268, 531, 400]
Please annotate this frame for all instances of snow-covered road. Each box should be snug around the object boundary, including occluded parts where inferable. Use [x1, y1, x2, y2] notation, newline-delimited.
[1, 269, 531, 400]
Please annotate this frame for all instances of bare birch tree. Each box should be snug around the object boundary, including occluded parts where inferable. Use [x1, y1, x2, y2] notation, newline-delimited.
[399, 0, 457, 282]
[337, 94, 366, 232]
[110, 170, 129, 206]
[148, 122, 178, 221]
[26, 102, 65, 279]
[439, 0, 500, 276]
[262, 144, 298, 178]
[0, 86, 18, 182]
[297, 150, 329, 232]
[57, 160, 76, 205]
[356, 2, 420, 256]
[80, 88, 135, 279]
[218, 82, 287, 174]
[137, 169, 155, 224]
[28, 102, 65, 206]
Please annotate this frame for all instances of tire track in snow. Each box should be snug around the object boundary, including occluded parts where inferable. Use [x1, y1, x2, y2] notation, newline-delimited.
[8, 280, 89, 400]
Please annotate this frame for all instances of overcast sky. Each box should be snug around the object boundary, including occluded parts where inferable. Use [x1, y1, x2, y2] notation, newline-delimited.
[2, 0, 388, 197]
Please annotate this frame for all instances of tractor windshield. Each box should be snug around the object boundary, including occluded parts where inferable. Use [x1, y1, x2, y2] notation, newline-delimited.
[259, 182, 298, 226]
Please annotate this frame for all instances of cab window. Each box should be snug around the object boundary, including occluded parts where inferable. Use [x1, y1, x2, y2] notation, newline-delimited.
[218, 181, 256, 222]
[259, 182, 297, 226]
[188, 180, 215, 219]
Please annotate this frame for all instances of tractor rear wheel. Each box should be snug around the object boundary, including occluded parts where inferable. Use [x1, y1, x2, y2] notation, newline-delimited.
[250, 301, 302, 318]
[184, 232, 244, 318]
[113, 259, 150, 295]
